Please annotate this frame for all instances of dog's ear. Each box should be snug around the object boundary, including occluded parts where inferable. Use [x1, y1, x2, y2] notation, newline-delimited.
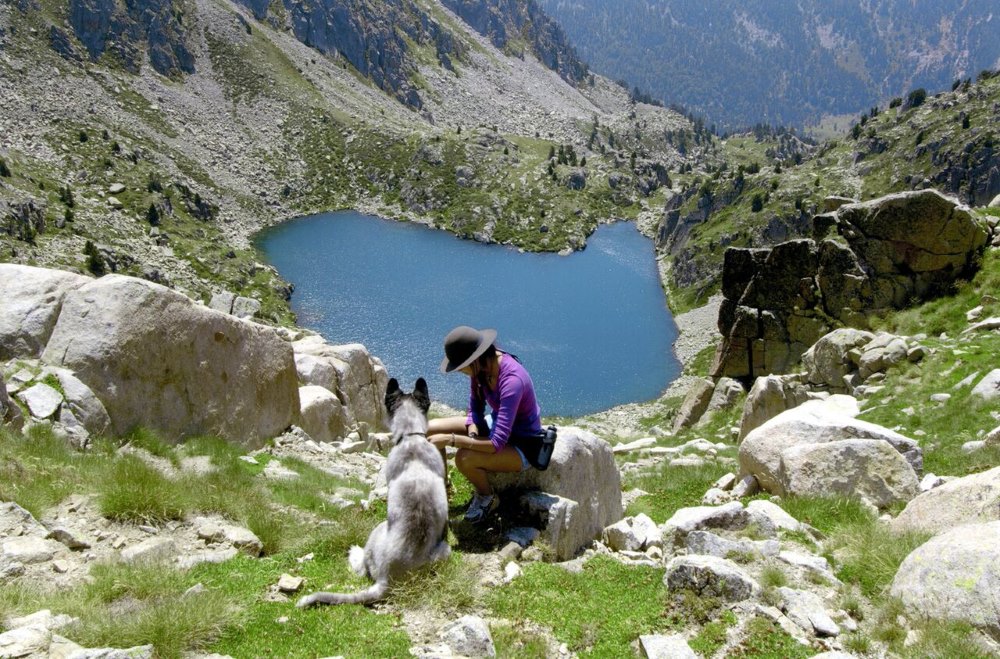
[413, 377, 430, 413]
[385, 378, 401, 414]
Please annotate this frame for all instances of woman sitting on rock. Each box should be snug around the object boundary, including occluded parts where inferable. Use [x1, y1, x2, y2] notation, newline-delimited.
[428, 325, 542, 523]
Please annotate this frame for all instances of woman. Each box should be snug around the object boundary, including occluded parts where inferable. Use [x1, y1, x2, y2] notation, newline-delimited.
[427, 325, 542, 523]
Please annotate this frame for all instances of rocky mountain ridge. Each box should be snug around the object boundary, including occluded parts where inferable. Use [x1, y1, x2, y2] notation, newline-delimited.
[0, 0, 696, 325]
[538, 0, 1000, 130]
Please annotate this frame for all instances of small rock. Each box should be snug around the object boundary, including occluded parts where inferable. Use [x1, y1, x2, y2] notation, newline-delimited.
[919, 473, 946, 492]
[108, 183, 126, 194]
[499, 542, 523, 563]
[263, 460, 300, 480]
[238, 455, 259, 465]
[639, 633, 697, 659]
[296, 552, 315, 563]
[277, 573, 303, 593]
[1, 537, 61, 564]
[6, 610, 77, 631]
[778, 587, 841, 637]
[731, 474, 759, 498]
[961, 440, 986, 454]
[503, 562, 521, 584]
[120, 537, 176, 564]
[713, 473, 737, 491]
[176, 547, 239, 570]
[16, 382, 63, 419]
[439, 615, 495, 658]
[47, 527, 91, 550]
[183, 583, 207, 598]
[701, 487, 731, 505]
[929, 393, 951, 403]
[137, 525, 158, 535]
[52, 560, 71, 573]
[0, 626, 51, 657]
[779, 550, 832, 575]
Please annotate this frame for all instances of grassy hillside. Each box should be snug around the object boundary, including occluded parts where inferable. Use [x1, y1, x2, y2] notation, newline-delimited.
[659, 71, 1000, 312]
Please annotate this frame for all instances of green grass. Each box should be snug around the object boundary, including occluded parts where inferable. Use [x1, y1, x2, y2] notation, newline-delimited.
[489, 556, 668, 657]
[98, 454, 190, 523]
[0, 561, 236, 659]
[729, 617, 812, 658]
[491, 621, 550, 659]
[625, 462, 733, 522]
[689, 609, 737, 656]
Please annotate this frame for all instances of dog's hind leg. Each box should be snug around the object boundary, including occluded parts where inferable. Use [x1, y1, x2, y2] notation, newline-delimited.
[429, 540, 451, 563]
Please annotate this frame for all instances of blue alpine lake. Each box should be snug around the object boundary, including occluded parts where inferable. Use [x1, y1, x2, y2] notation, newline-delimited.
[257, 211, 680, 417]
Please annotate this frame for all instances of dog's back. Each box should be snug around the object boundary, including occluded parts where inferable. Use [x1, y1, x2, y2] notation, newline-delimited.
[297, 378, 449, 608]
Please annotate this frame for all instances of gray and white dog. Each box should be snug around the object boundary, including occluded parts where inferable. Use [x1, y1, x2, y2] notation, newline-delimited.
[296, 377, 450, 607]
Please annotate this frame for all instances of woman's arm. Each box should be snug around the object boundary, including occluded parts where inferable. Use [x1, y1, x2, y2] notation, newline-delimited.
[430, 433, 496, 453]
[487, 375, 524, 451]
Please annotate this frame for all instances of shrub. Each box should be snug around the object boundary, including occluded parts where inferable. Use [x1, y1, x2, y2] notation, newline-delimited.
[906, 88, 927, 109]
[0, 158, 10, 177]
[147, 204, 161, 226]
[889, 96, 902, 109]
[751, 193, 764, 213]
[78, 130, 89, 143]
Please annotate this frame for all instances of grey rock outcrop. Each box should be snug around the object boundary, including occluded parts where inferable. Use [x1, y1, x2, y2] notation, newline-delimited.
[891, 466, 1000, 535]
[41, 274, 299, 446]
[714, 190, 989, 380]
[740, 396, 921, 501]
[663, 555, 760, 601]
[488, 427, 621, 560]
[439, 615, 495, 658]
[0, 264, 90, 361]
[891, 521, 1000, 640]
[971, 369, 1000, 402]
[292, 336, 388, 431]
[779, 439, 919, 508]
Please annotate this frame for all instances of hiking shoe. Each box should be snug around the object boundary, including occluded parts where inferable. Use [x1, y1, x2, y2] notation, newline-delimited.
[464, 493, 498, 523]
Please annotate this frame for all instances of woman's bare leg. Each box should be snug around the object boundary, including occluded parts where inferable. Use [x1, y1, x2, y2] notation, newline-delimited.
[454, 446, 523, 496]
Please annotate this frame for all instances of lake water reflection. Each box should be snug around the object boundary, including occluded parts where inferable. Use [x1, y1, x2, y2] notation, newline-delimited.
[257, 211, 680, 417]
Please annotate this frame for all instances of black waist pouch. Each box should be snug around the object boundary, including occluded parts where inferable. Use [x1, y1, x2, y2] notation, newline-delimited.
[510, 426, 558, 470]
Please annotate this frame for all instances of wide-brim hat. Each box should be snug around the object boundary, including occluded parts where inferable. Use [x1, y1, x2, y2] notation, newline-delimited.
[440, 325, 497, 373]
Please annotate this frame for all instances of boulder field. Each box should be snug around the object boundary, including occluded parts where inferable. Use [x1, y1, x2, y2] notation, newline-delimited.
[0, 264, 385, 447]
[713, 189, 991, 381]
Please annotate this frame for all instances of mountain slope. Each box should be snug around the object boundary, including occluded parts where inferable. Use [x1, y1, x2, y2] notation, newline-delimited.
[0, 0, 694, 323]
[656, 71, 1000, 311]
[537, 0, 1000, 130]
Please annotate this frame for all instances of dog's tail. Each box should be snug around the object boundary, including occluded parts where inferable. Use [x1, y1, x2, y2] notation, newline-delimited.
[296, 580, 389, 608]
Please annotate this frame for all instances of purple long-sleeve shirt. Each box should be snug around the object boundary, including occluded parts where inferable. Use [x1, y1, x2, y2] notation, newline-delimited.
[465, 354, 542, 451]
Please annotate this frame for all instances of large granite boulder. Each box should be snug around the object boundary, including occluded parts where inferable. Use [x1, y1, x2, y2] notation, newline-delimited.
[488, 427, 621, 560]
[891, 467, 1000, 535]
[740, 397, 921, 499]
[891, 521, 1000, 640]
[292, 336, 388, 431]
[779, 439, 919, 508]
[671, 378, 714, 431]
[714, 190, 988, 380]
[0, 264, 90, 360]
[40, 275, 299, 446]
